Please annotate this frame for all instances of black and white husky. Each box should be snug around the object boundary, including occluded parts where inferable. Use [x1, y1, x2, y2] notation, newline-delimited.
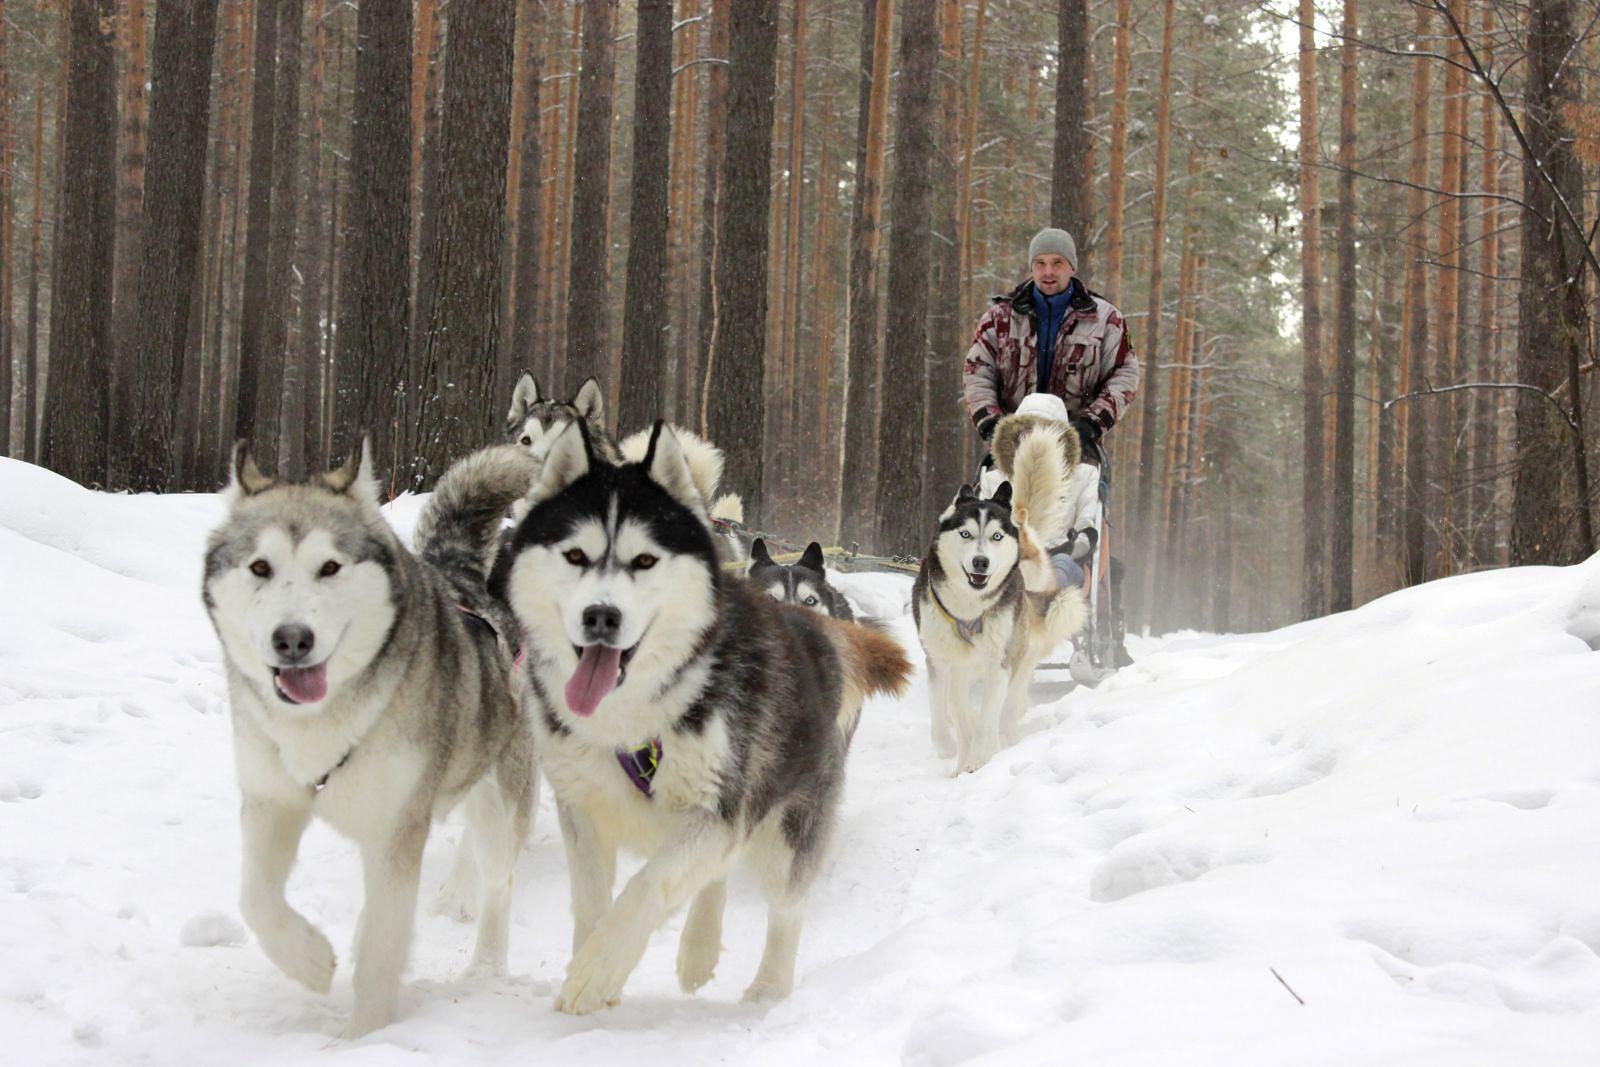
[914, 425, 1087, 774]
[505, 373, 622, 464]
[492, 421, 911, 1013]
[203, 442, 541, 1036]
[747, 538, 856, 620]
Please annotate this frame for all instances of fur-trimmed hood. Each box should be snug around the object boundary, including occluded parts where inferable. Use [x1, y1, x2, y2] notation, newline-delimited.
[991, 414, 1080, 479]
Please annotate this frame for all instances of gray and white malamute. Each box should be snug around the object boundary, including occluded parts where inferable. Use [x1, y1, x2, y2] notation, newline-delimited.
[492, 421, 911, 1014]
[914, 424, 1086, 774]
[747, 538, 856, 620]
[506, 373, 622, 463]
[203, 442, 541, 1037]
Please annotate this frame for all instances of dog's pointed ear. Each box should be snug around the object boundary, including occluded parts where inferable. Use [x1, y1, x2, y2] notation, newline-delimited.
[574, 376, 605, 423]
[509, 373, 539, 421]
[991, 481, 1013, 509]
[323, 435, 381, 508]
[226, 440, 274, 499]
[750, 538, 772, 566]
[642, 421, 709, 521]
[531, 420, 591, 504]
[955, 483, 978, 504]
[800, 542, 825, 571]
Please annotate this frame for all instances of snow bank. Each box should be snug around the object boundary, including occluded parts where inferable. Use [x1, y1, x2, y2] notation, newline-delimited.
[2, 457, 1597, 1064]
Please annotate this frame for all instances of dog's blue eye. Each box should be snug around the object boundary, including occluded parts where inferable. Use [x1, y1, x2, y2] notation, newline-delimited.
[564, 548, 588, 567]
[959, 531, 972, 540]
[991, 531, 1002, 541]
[804, 596, 818, 606]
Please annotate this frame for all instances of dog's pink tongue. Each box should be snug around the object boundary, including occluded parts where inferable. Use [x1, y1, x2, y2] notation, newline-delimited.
[277, 663, 328, 704]
[566, 645, 623, 717]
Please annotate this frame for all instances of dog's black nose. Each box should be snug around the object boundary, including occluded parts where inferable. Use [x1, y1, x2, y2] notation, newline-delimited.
[271, 623, 316, 663]
[970, 556, 990, 574]
[581, 604, 623, 644]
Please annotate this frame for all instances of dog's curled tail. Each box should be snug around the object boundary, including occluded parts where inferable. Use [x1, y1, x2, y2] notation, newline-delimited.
[829, 618, 913, 738]
[415, 445, 543, 578]
[710, 493, 744, 525]
[1010, 425, 1074, 547]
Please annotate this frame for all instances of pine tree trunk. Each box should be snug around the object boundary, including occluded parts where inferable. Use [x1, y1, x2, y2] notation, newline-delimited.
[118, 0, 220, 491]
[563, 0, 618, 391]
[1512, 0, 1591, 563]
[332, 0, 411, 468]
[411, 0, 517, 485]
[692, 0, 730, 428]
[1132, 0, 1174, 622]
[1103, 0, 1130, 304]
[265, 0, 303, 473]
[705, 0, 778, 521]
[776, 0, 807, 500]
[1469, 11, 1499, 568]
[23, 84, 45, 462]
[1400, 9, 1431, 585]
[922, 0, 964, 522]
[0, 0, 11, 455]
[1049, 0, 1089, 244]
[505, 0, 545, 412]
[956, 0, 986, 322]
[837, 0, 893, 545]
[1329, 0, 1357, 611]
[1434, 0, 1466, 570]
[619, 0, 673, 433]
[875, 0, 939, 554]
[293, 0, 328, 476]
[234, 0, 280, 453]
[1296, 0, 1325, 619]
[43, 0, 118, 485]
[109, 0, 147, 475]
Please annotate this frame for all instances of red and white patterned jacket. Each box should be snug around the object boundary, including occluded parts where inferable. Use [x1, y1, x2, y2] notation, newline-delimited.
[963, 280, 1140, 434]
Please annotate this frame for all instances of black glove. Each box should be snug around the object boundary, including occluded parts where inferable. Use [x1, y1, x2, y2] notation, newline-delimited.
[976, 414, 999, 442]
[1069, 416, 1101, 455]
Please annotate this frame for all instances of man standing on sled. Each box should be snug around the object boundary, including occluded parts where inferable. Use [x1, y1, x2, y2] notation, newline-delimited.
[963, 226, 1139, 673]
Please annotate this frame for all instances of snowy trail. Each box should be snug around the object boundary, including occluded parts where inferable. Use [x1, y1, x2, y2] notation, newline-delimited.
[2, 456, 1599, 1065]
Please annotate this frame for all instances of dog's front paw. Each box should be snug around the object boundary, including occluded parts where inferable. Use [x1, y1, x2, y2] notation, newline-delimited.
[557, 938, 629, 1015]
[932, 733, 956, 759]
[429, 863, 479, 924]
[676, 930, 720, 993]
[741, 976, 792, 1003]
[257, 912, 337, 994]
[340, 1001, 396, 1040]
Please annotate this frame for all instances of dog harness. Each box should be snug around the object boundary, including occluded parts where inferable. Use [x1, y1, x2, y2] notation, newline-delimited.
[929, 583, 985, 643]
[617, 737, 662, 798]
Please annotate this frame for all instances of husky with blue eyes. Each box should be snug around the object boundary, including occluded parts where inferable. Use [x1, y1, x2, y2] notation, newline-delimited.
[493, 421, 912, 1015]
[746, 539, 857, 620]
[913, 425, 1087, 774]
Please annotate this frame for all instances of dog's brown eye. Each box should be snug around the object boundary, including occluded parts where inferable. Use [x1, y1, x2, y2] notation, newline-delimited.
[319, 560, 341, 578]
[520, 435, 532, 446]
[564, 548, 588, 567]
[632, 554, 657, 571]
[249, 559, 272, 579]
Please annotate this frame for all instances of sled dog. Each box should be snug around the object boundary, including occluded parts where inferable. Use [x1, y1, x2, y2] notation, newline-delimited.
[203, 442, 540, 1037]
[914, 423, 1087, 773]
[747, 538, 856, 620]
[506, 373, 622, 464]
[492, 421, 911, 1013]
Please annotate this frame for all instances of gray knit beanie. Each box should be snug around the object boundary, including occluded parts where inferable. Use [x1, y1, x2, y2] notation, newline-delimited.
[1028, 227, 1078, 269]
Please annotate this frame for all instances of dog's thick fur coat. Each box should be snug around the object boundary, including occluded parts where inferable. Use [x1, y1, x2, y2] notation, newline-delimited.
[494, 422, 910, 1013]
[203, 443, 540, 1037]
[914, 429, 1087, 773]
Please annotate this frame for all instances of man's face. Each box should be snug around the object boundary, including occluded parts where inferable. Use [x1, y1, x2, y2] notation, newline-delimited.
[1031, 253, 1074, 296]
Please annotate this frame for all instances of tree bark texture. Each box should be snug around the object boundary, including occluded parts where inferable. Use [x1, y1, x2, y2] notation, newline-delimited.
[875, 0, 939, 554]
[333, 0, 412, 469]
[1296, 0, 1326, 619]
[233, 0, 280, 454]
[265, 0, 303, 473]
[110, 0, 147, 474]
[620, 0, 672, 434]
[705, 0, 778, 522]
[563, 0, 618, 392]
[1511, 0, 1591, 563]
[1400, 8, 1430, 585]
[411, 0, 517, 486]
[1330, 0, 1357, 612]
[1049, 0, 1090, 254]
[117, 0, 220, 491]
[43, 0, 118, 486]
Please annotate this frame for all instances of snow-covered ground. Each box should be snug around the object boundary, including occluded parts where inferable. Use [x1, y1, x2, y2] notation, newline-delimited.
[3, 455, 1599, 1065]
